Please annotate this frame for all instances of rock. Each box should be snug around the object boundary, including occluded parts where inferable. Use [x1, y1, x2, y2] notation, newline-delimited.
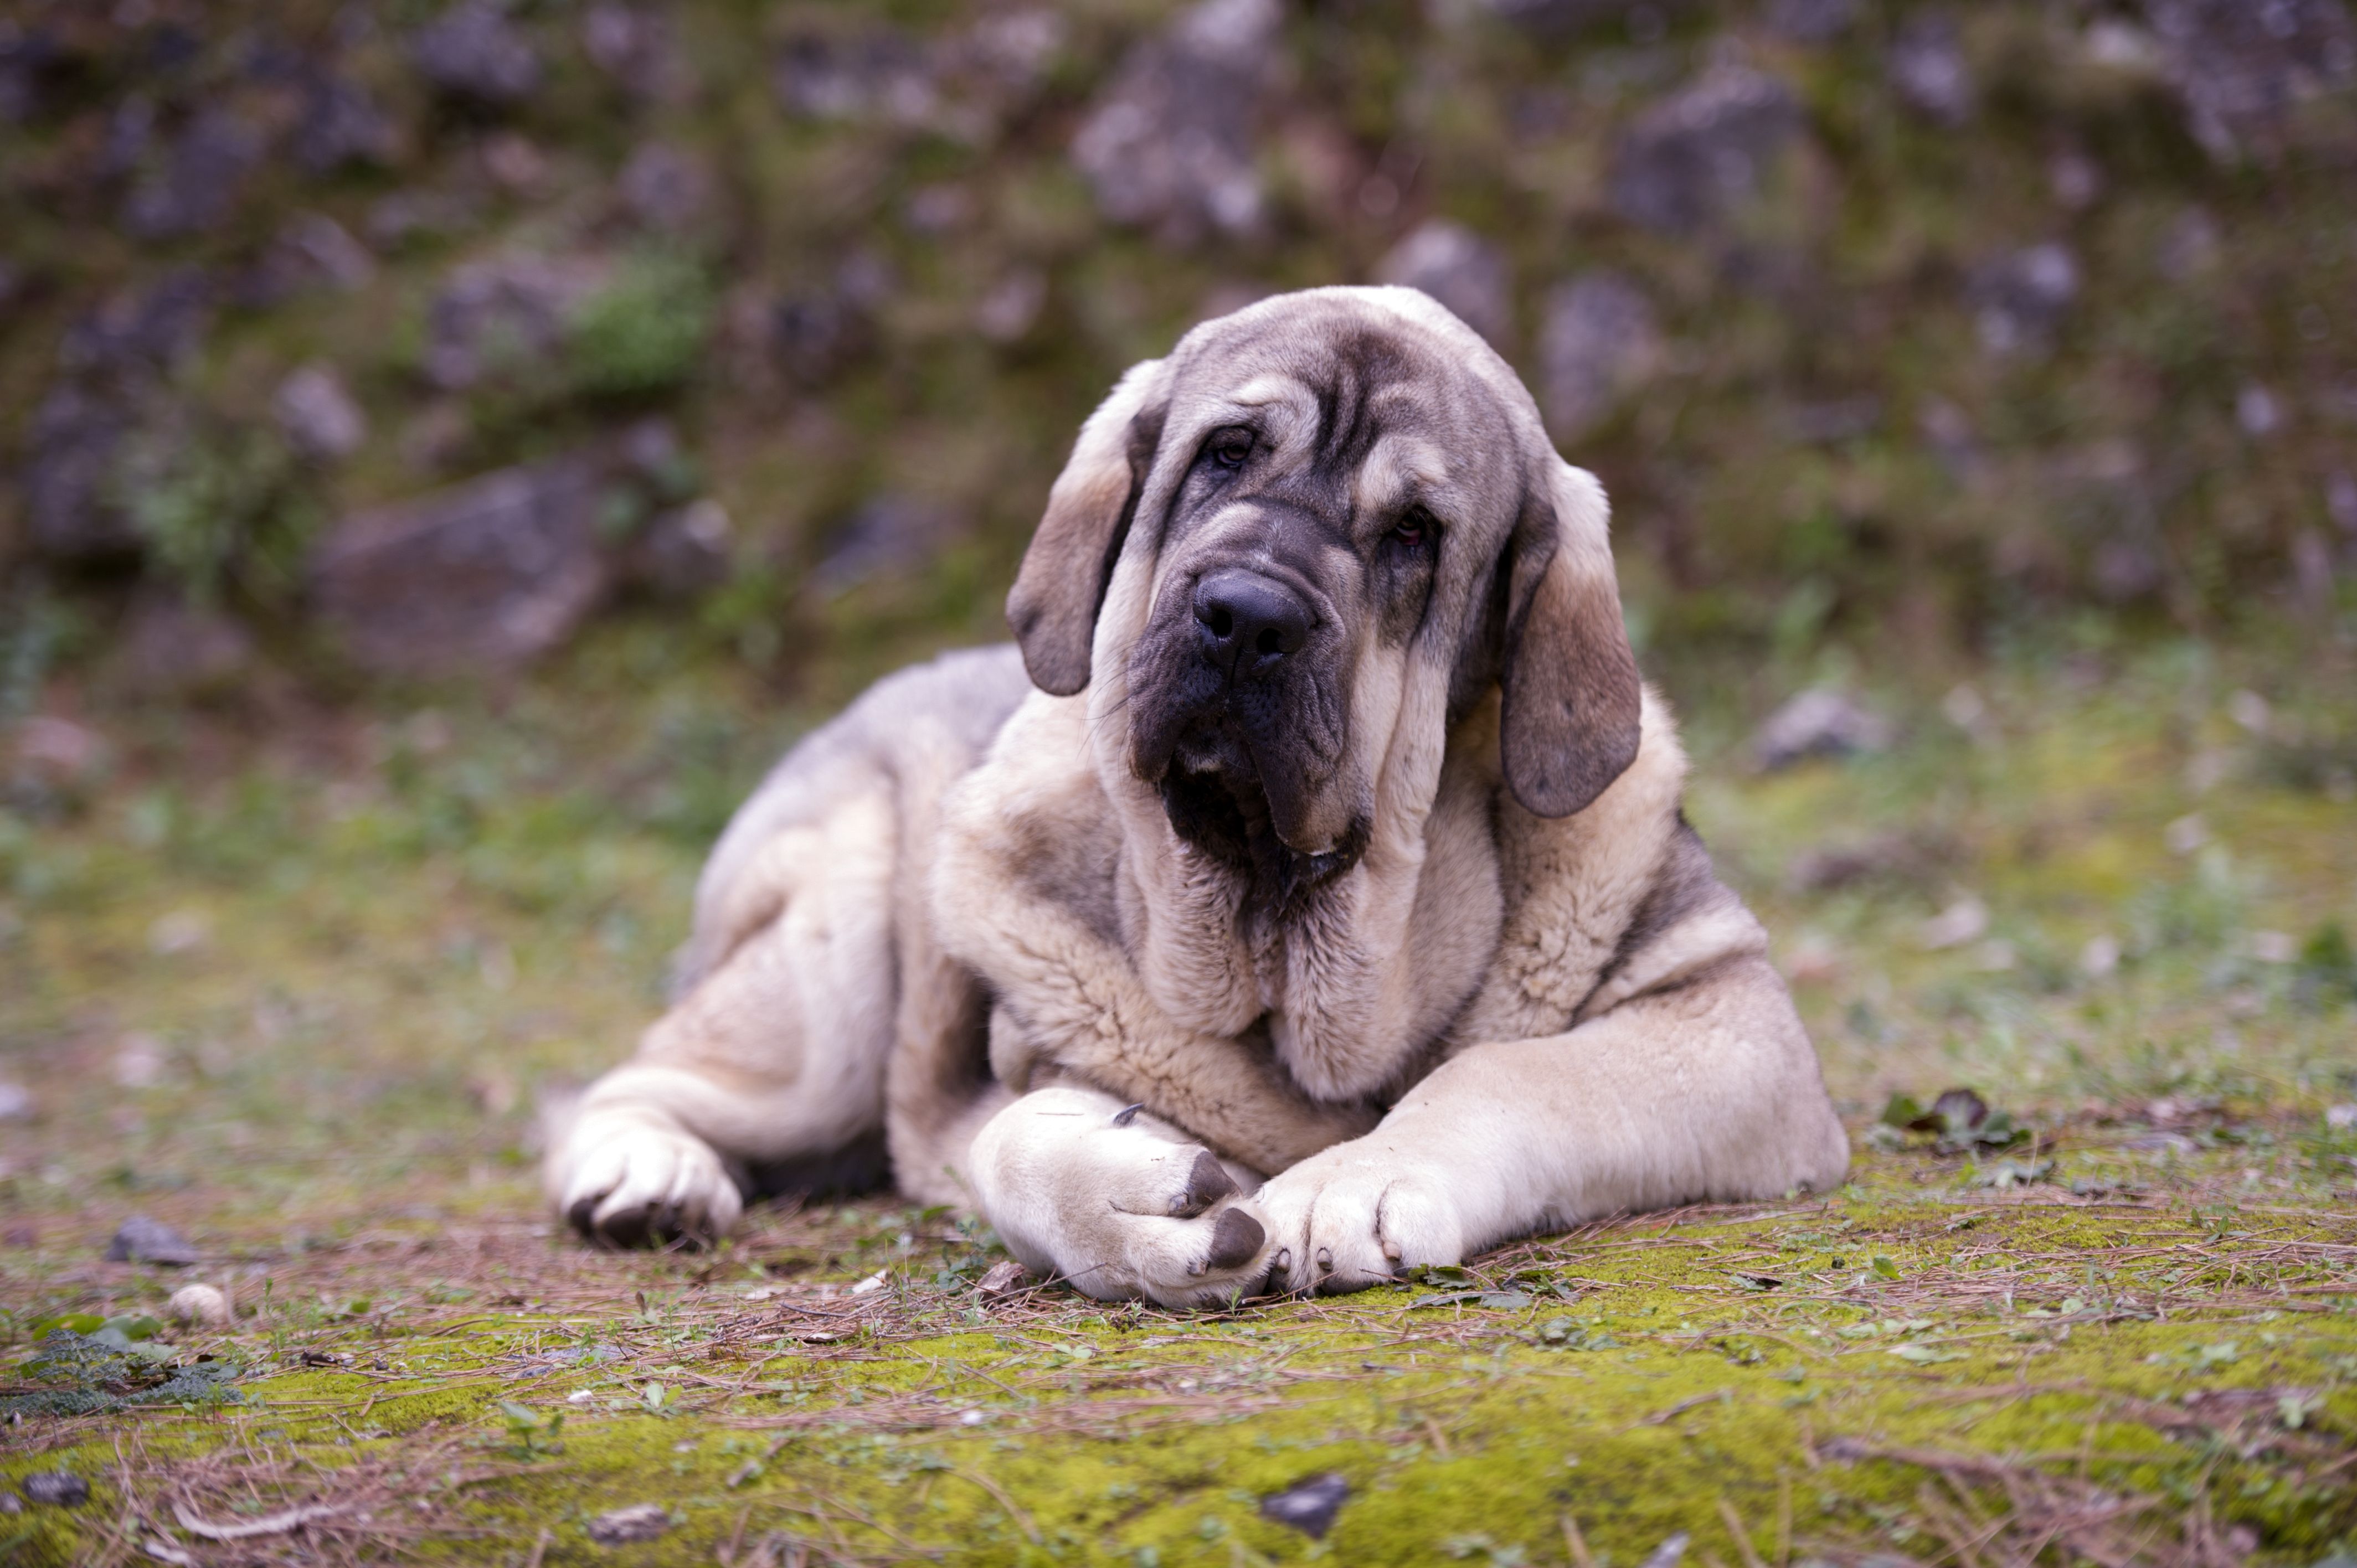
[1538, 271, 1662, 443]
[1918, 896, 1989, 951]
[275, 365, 367, 461]
[1374, 221, 1513, 353]
[1466, 0, 1700, 34]
[774, 27, 930, 122]
[9, 715, 107, 792]
[241, 214, 378, 308]
[1641, 1531, 1691, 1568]
[768, 257, 889, 387]
[975, 1259, 1031, 1299]
[114, 1033, 168, 1089]
[310, 456, 610, 674]
[2237, 384, 2282, 439]
[627, 501, 732, 599]
[21, 1473, 89, 1508]
[583, 4, 689, 101]
[813, 495, 961, 594]
[1752, 688, 1892, 770]
[424, 254, 609, 390]
[412, 2, 542, 105]
[2141, 0, 2357, 161]
[480, 132, 547, 194]
[617, 142, 712, 233]
[974, 267, 1047, 343]
[106, 1214, 199, 1266]
[168, 1283, 231, 1328]
[22, 383, 141, 561]
[588, 1504, 671, 1545]
[1970, 242, 2078, 357]
[2049, 149, 2103, 209]
[59, 267, 213, 377]
[296, 72, 397, 174]
[1258, 1473, 1349, 1539]
[122, 109, 263, 240]
[1608, 65, 1803, 234]
[0, 1081, 30, 1121]
[115, 595, 257, 699]
[1765, 0, 1857, 42]
[1071, 0, 1281, 244]
[1888, 14, 1974, 125]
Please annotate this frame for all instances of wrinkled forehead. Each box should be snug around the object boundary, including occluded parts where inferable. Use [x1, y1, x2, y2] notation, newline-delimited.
[1162, 302, 1519, 499]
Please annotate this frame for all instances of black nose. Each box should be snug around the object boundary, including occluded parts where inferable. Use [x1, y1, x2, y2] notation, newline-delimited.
[1192, 569, 1311, 679]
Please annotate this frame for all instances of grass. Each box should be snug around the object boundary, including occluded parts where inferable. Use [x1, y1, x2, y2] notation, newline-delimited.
[3, 625, 2355, 1565]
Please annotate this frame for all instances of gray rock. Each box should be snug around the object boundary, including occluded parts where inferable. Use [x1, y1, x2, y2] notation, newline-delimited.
[814, 494, 961, 594]
[106, 1214, 199, 1266]
[1071, 0, 1280, 244]
[627, 500, 732, 599]
[617, 142, 712, 233]
[0, 1081, 30, 1121]
[1259, 1473, 1349, 1539]
[240, 214, 378, 308]
[588, 1504, 671, 1545]
[114, 596, 257, 699]
[23, 384, 141, 561]
[1375, 221, 1513, 353]
[413, 2, 542, 105]
[275, 365, 367, 461]
[310, 457, 610, 674]
[424, 254, 609, 390]
[1970, 242, 2078, 357]
[975, 267, 1047, 343]
[297, 72, 397, 174]
[59, 267, 213, 377]
[1467, 0, 1700, 35]
[773, 27, 934, 123]
[1889, 14, 1974, 125]
[1753, 689, 1893, 771]
[2142, 0, 2357, 161]
[1609, 65, 1803, 234]
[1538, 271, 1662, 443]
[769, 256, 889, 387]
[1765, 0, 1857, 42]
[582, 3, 688, 101]
[122, 109, 263, 239]
[21, 1473, 89, 1508]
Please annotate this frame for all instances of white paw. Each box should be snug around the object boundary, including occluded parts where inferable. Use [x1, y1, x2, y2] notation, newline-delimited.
[972, 1088, 1274, 1309]
[556, 1116, 744, 1247]
[1256, 1146, 1464, 1295]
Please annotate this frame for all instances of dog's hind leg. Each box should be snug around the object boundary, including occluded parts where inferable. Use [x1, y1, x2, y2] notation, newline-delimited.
[548, 791, 899, 1245]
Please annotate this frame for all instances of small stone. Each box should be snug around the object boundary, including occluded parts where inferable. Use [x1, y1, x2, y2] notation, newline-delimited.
[106, 1214, 199, 1266]
[1259, 1472, 1349, 1539]
[1538, 272, 1661, 443]
[1375, 221, 1512, 353]
[296, 72, 397, 176]
[0, 1082, 30, 1121]
[2236, 384, 2282, 439]
[1919, 897, 1989, 952]
[1609, 65, 1803, 234]
[1070, 0, 1281, 243]
[122, 109, 262, 240]
[2081, 933, 2121, 978]
[587, 1503, 671, 1545]
[275, 365, 368, 461]
[2164, 813, 2209, 855]
[1888, 14, 1974, 125]
[617, 142, 712, 233]
[0, 1493, 16, 1514]
[2326, 1105, 2356, 1131]
[628, 501, 732, 599]
[1752, 689, 1892, 771]
[1971, 243, 2079, 358]
[975, 1259, 1031, 1299]
[113, 1034, 169, 1090]
[975, 267, 1047, 343]
[22, 1473, 89, 1508]
[168, 1283, 231, 1327]
[12, 716, 107, 791]
[413, 2, 542, 105]
[1641, 1532, 1691, 1568]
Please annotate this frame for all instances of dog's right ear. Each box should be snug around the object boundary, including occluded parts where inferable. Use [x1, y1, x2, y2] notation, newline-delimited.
[1007, 358, 1172, 696]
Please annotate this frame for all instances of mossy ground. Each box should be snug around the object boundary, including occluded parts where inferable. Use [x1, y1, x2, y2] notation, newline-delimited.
[4, 629, 2356, 1566]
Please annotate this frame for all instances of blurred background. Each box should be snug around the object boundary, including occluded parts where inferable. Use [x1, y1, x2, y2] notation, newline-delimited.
[2, 0, 2355, 1230]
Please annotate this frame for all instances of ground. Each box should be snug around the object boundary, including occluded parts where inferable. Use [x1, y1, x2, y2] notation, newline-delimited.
[3, 626, 2355, 1567]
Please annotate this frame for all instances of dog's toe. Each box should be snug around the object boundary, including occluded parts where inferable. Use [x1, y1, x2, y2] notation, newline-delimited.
[1205, 1206, 1264, 1271]
[1170, 1149, 1239, 1218]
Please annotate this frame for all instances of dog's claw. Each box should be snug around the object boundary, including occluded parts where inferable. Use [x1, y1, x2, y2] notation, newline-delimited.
[1111, 1102, 1145, 1127]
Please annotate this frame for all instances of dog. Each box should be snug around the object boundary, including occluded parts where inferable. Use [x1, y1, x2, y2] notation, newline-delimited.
[546, 286, 1849, 1306]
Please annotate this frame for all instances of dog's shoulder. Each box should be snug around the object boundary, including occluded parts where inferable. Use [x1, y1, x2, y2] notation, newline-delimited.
[1453, 684, 1767, 1045]
[934, 688, 1125, 951]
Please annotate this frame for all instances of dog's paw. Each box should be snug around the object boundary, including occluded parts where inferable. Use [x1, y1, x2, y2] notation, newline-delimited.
[557, 1118, 743, 1247]
[971, 1088, 1274, 1309]
[1256, 1147, 1464, 1295]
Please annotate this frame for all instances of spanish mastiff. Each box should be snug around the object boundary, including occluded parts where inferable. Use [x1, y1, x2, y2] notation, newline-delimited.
[547, 286, 1849, 1305]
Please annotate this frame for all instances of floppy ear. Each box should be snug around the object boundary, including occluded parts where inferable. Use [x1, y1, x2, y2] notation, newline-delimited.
[1499, 460, 1643, 817]
[1006, 358, 1173, 696]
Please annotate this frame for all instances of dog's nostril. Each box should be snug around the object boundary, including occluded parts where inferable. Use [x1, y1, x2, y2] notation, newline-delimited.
[1207, 608, 1233, 639]
[1192, 569, 1312, 669]
[1255, 628, 1281, 656]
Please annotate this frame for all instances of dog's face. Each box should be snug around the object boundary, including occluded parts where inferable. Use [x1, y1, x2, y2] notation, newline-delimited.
[1009, 287, 1641, 903]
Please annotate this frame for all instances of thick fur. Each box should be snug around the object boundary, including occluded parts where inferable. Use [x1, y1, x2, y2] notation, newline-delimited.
[547, 287, 1849, 1303]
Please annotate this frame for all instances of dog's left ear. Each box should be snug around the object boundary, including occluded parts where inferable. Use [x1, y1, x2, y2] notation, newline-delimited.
[1498, 460, 1643, 817]
[1006, 358, 1174, 696]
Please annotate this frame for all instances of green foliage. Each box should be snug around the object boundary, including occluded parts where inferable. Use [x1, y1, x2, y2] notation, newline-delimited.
[2, 1328, 241, 1417]
[566, 253, 715, 400]
[114, 425, 318, 606]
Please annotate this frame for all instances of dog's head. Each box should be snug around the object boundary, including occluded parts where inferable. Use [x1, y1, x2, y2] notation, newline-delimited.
[1008, 286, 1640, 901]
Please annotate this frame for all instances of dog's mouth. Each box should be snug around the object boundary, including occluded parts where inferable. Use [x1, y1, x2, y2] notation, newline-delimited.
[1152, 722, 1366, 907]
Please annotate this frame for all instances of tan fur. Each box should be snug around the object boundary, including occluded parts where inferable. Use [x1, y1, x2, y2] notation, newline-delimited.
[547, 288, 1848, 1305]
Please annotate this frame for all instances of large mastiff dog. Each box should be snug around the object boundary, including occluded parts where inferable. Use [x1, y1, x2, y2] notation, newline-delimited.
[548, 286, 1848, 1306]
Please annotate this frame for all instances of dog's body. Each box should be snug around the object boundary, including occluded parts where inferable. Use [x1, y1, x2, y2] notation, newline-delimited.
[548, 287, 1848, 1305]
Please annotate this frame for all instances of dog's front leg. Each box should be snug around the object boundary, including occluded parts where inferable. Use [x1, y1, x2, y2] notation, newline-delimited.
[967, 1085, 1275, 1309]
[1257, 956, 1851, 1293]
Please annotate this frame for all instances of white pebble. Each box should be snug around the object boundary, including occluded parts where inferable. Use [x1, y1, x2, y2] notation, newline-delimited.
[167, 1284, 230, 1328]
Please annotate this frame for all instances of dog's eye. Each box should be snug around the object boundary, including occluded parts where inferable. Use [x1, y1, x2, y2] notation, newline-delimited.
[1207, 429, 1254, 470]
[1390, 508, 1436, 548]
